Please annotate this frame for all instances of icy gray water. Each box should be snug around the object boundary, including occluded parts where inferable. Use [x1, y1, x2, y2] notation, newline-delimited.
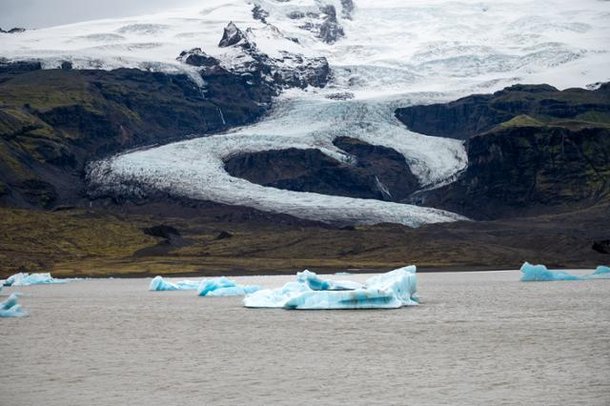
[1, 271, 609, 405]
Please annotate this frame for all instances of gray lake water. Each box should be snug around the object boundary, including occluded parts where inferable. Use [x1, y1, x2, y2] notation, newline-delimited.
[1, 271, 609, 405]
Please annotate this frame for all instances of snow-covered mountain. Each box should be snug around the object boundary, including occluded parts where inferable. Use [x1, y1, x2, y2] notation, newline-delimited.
[3, 0, 609, 226]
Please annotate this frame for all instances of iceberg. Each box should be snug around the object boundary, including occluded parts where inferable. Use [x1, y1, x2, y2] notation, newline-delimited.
[149, 275, 260, 296]
[197, 277, 261, 297]
[296, 270, 363, 291]
[520, 262, 584, 281]
[520, 262, 610, 281]
[149, 276, 201, 291]
[4, 272, 68, 286]
[0, 293, 27, 317]
[244, 266, 418, 310]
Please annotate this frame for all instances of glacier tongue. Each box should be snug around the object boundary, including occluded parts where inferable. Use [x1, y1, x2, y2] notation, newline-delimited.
[243, 266, 418, 310]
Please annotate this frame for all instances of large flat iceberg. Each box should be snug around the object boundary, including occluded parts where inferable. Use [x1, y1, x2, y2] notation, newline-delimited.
[244, 266, 418, 310]
[4, 272, 68, 286]
[520, 262, 610, 281]
[0, 293, 27, 317]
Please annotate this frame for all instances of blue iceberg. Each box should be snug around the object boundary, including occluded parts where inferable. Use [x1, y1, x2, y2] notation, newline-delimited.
[0, 293, 27, 317]
[4, 272, 68, 286]
[149, 275, 260, 296]
[296, 270, 363, 291]
[197, 277, 261, 297]
[149, 276, 201, 291]
[520, 262, 584, 281]
[520, 262, 610, 281]
[593, 265, 610, 275]
[244, 266, 418, 310]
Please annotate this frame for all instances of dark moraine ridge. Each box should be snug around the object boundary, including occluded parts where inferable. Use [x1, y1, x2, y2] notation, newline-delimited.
[224, 136, 420, 201]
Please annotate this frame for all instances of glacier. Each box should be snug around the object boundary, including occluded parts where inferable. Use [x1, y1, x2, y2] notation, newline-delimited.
[0, 293, 27, 318]
[243, 266, 418, 309]
[4, 272, 68, 287]
[3, 0, 610, 226]
[149, 276, 201, 291]
[520, 262, 610, 281]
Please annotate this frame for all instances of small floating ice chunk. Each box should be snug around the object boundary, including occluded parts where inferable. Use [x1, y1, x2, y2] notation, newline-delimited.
[197, 277, 261, 297]
[519, 262, 610, 281]
[4, 272, 67, 286]
[520, 262, 583, 281]
[244, 266, 418, 310]
[149, 276, 200, 291]
[0, 293, 27, 317]
[296, 270, 363, 291]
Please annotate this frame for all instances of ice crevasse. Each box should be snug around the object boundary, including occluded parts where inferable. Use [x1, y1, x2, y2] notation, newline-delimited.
[0, 293, 27, 317]
[244, 266, 418, 310]
[520, 262, 610, 281]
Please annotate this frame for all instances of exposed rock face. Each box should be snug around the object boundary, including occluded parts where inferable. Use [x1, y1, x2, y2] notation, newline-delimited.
[224, 137, 420, 201]
[218, 21, 251, 48]
[0, 60, 42, 74]
[413, 126, 610, 219]
[273, 53, 331, 89]
[202, 22, 331, 90]
[592, 239, 610, 254]
[0, 27, 26, 34]
[395, 84, 610, 140]
[318, 5, 345, 43]
[289, 3, 346, 43]
[340, 0, 355, 19]
[252, 5, 270, 23]
[176, 48, 220, 68]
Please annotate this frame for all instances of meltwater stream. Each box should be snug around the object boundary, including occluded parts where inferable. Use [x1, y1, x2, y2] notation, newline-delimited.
[1, 271, 609, 405]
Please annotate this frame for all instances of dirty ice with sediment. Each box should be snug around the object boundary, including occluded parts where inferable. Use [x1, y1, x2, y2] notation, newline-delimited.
[3, 0, 609, 226]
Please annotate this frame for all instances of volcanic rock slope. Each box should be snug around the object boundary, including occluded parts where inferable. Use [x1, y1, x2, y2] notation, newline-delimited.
[1, 0, 610, 226]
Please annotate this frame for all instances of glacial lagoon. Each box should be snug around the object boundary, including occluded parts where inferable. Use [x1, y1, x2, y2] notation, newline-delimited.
[1, 271, 609, 405]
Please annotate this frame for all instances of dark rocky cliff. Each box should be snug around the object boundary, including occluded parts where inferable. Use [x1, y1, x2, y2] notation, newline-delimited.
[396, 83, 610, 140]
[224, 137, 420, 202]
[397, 83, 610, 219]
[0, 65, 275, 208]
